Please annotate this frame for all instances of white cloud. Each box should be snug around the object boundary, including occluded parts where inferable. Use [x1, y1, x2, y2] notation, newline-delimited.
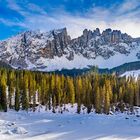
[26, 3, 47, 15]
[117, 0, 140, 15]
[4, 0, 140, 38]
[0, 18, 26, 27]
[6, 0, 26, 16]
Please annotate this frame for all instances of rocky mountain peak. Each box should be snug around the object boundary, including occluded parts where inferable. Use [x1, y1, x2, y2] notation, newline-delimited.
[0, 27, 140, 71]
[93, 28, 100, 36]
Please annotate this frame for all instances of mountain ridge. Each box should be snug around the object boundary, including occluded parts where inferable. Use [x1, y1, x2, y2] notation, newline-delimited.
[0, 27, 140, 71]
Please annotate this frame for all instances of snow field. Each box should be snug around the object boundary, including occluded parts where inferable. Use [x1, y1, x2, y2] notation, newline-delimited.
[0, 104, 140, 140]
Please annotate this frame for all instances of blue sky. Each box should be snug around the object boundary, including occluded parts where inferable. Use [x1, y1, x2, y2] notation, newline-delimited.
[0, 0, 140, 40]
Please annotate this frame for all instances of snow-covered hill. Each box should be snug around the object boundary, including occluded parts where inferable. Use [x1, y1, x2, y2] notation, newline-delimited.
[0, 28, 140, 71]
[121, 70, 140, 79]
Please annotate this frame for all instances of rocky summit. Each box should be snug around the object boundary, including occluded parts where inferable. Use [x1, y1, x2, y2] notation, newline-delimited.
[0, 28, 140, 71]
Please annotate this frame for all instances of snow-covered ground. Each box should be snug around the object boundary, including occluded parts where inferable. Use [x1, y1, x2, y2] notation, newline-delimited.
[0, 105, 140, 140]
[121, 70, 140, 79]
[36, 49, 140, 71]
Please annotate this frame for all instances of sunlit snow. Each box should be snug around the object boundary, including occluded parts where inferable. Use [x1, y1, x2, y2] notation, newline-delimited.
[0, 104, 140, 140]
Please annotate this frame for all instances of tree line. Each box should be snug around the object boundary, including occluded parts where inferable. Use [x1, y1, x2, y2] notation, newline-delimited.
[0, 68, 140, 114]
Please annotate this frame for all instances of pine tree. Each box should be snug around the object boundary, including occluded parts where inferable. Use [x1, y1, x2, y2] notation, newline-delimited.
[119, 86, 123, 102]
[67, 77, 75, 105]
[95, 87, 101, 113]
[128, 82, 134, 112]
[86, 81, 92, 113]
[8, 71, 15, 109]
[76, 77, 82, 114]
[40, 75, 47, 105]
[32, 77, 36, 112]
[22, 73, 29, 110]
[104, 81, 111, 114]
[0, 72, 7, 112]
[54, 75, 62, 106]
[28, 73, 33, 103]
[101, 85, 106, 108]
[52, 95, 56, 113]
[134, 83, 139, 106]
[15, 83, 20, 111]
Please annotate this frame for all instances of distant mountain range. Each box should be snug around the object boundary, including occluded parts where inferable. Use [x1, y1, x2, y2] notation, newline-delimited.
[0, 28, 140, 73]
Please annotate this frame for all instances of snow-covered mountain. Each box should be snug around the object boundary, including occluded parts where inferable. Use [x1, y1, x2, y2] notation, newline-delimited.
[0, 28, 140, 71]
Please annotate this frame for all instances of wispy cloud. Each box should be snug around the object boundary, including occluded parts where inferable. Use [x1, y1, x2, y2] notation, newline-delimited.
[117, 0, 140, 15]
[6, 0, 26, 16]
[0, 18, 26, 27]
[27, 3, 47, 15]
[3, 0, 140, 38]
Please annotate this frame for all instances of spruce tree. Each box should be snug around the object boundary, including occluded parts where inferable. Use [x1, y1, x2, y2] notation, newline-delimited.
[86, 81, 92, 113]
[95, 87, 101, 113]
[8, 71, 15, 109]
[15, 83, 20, 111]
[22, 73, 29, 110]
[104, 81, 111, 114]
[0, 72, 7, 112]
[67, 78, 75, 105]
[76, 77, 82, 114]
[32, 77, 36, 112]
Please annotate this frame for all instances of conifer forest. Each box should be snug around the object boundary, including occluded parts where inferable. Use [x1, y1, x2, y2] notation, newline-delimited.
[0, 68, 139, 114]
